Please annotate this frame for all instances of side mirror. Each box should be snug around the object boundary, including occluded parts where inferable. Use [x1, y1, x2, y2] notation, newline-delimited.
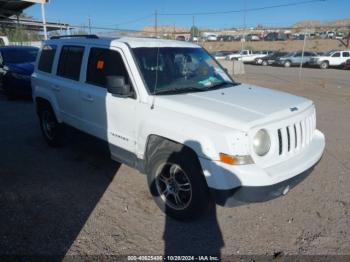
[106, 76, 133, 97]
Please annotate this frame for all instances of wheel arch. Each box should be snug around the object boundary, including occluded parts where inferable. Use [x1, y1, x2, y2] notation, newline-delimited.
[144, 134, 205, 176]
[34, 95, 62, 123]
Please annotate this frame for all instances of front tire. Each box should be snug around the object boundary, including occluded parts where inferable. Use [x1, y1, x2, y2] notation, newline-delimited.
[262, 60, 268, 66]
[147, 142, 210, 221]
[284, 60, 291, 67]
[39, 105, 63, 147]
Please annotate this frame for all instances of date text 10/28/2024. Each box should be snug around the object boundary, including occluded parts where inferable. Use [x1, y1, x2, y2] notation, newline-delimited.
[128, 255, 220, 261]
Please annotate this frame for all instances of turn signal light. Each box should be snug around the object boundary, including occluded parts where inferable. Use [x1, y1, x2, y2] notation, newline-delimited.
[219, 153, 254, 165]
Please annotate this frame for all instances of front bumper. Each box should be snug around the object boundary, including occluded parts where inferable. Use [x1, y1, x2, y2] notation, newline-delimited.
[199, 130, 325, 204]
[309, 60, 322, 66]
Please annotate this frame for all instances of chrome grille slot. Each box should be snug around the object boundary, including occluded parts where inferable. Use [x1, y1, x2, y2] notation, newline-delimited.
[278, 129, 282, 155]
[286, 126, 291, 152]
[293, 124, 297, 149]
[274, 109, 315, 159]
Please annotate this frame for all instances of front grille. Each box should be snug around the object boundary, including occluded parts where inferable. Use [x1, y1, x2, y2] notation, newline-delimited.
[277, 111, 316, 156]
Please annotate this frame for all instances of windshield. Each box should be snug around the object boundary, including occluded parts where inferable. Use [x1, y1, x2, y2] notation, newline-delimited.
[1, 48, 38, 64]
[132, 47, 234, 95]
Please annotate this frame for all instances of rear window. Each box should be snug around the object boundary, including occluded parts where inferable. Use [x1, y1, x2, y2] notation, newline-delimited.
[57, 45, 84, 81]
[38, 45, 57, 73]
[86, 48, 131, 87]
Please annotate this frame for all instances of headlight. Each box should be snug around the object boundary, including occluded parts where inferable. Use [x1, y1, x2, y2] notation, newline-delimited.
[253, 129, 271, 156]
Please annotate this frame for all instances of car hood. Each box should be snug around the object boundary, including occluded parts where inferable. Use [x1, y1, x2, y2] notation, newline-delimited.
[154, 84, 312, 131]
[5, 62, 35, 75]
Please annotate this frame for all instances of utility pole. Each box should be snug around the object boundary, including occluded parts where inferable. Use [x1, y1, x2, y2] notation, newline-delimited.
[88, 16, 92, 34]
[242, 0, 247, 50]
[192, 15, 195, 41]
[41, 3, 48, 40]
[299, 32, 307, 80]
[154, 10, 158, 38]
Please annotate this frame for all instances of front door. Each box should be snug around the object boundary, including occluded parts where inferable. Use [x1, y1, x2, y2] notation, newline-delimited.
[80, 46, 139, 166]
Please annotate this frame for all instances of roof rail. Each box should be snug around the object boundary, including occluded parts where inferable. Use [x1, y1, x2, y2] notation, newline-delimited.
[50, 34, 99, 40]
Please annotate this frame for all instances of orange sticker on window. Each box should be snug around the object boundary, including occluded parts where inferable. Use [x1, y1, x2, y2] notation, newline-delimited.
[97, 60, 104, 70]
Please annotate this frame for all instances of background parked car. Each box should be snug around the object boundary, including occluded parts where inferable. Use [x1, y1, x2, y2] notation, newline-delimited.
[309, 50, 350, 69]
[246, 34, 260, 41]
[0, 46, 38, 98]
[176, 35, 186, 41]
[213, 50, 237, 60]
[0, 36, 9, 46]
[255, 52, 289, 66]
[206, 35, 218, 41]
[264, 32, 287, 41]
[275, 51, 318, 67]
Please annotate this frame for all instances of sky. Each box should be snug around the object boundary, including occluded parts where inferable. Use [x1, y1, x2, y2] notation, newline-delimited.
[25, 0, 349, 31]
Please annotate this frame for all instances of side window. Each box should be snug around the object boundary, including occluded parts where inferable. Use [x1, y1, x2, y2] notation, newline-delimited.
[0, 38, 4, 46]
[332, 52, 340, 57]
[86, 48, 131, 88]
[57, 45, 84, 81]
[38, 44, 57, 73]
[342, 52, 349, 57]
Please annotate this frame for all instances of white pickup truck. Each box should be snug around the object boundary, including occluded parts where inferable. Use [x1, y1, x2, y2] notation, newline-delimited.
[32, 35, 325, 220]
[226, 50, 271, 63]
[309, 50, 350, 69]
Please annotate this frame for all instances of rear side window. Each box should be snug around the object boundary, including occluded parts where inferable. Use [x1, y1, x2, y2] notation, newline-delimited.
[57, 45, 84, 81]
[86, 48, 131, 87]
[342, 52, 349, 57]
[38, 45, 57, 73]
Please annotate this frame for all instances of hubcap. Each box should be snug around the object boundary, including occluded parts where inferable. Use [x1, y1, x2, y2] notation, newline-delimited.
[155, 163, 192, 211]
[42, 111, 56, 140]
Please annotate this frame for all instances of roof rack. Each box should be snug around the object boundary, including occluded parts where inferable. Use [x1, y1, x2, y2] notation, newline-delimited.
[50, 34, 99, 40]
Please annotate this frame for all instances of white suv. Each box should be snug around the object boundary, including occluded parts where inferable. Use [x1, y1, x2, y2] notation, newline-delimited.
[32, 35, 325, 220]
[309, 50, 350, 69]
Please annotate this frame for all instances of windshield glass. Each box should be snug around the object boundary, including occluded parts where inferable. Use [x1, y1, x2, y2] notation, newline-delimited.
[132, 47, 234, 95]
[2, 48, 38, 64]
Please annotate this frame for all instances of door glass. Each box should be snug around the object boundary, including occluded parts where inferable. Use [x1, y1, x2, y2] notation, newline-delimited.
[86, 48, 132, 89]
[57, 46, 84, 81]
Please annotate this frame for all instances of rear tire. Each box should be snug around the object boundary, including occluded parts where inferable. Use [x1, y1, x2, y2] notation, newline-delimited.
[320, 61, 329, 69]
[147, 141, 210, 221]
[38, 105, 63, 147]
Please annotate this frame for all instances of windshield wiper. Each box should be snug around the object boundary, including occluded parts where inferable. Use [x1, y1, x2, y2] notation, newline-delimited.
[204, 81, 239, 90]
[153, 86, 209, 95]
[152, 82, 239, 95]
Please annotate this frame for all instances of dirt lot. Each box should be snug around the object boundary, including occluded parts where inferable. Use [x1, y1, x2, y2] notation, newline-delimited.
[202, 39, 348, 52]
[0, 65, 349, 259]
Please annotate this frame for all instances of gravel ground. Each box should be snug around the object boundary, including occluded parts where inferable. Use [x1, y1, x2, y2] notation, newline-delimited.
[0, 65, 349, 259]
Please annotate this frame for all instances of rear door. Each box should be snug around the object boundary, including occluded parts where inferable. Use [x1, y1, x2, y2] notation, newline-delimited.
[53, 45, 85, 128]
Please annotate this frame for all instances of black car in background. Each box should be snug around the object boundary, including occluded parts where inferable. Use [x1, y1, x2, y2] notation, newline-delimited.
[0, 46, 39, 98]
[255, 51, 289, 66]
[264, 32, 288, 41]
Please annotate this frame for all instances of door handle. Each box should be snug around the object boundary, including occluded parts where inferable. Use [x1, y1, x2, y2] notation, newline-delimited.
[51, 85, 60, 92]
[82, 94, 94, 102]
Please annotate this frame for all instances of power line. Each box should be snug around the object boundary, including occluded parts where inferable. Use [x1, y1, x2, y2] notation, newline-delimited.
[101, 14, 153, 27]
[159, 0, 326, 16]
